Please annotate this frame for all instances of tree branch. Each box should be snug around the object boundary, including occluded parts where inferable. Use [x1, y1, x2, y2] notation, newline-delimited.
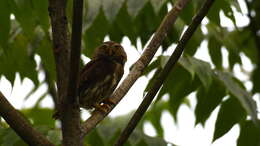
[80, 0, 190, 138]
[114, 0, 215, 145]
[60, 0, 83, 145]
[48, 0, 83, 145]
[48, 0, 70, 109]
[0, 92, 54, 146]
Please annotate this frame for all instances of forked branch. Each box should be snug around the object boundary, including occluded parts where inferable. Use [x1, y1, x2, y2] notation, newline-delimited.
[48, 0, 83, 145]
[80, 0, 191, 138]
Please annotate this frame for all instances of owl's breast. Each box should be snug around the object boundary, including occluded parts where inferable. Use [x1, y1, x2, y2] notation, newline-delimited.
[79, 61, 124, 109]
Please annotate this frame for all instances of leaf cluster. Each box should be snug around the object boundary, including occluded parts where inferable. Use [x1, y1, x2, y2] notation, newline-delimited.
[0, 0, 259, 145]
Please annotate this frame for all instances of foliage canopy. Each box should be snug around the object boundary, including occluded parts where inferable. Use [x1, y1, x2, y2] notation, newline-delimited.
[0, 0, 259, 145]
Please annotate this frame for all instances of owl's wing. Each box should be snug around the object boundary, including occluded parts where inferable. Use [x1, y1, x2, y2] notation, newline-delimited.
[78, 59, 116, 95]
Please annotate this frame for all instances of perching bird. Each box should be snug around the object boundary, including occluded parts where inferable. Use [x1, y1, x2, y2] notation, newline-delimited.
[78, 41, 127, 111]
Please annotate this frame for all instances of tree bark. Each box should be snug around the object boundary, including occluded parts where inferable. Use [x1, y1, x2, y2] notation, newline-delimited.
[114, 0, 216, 145]
[80, 0, 191, 138]
[0, 92, 54, 146]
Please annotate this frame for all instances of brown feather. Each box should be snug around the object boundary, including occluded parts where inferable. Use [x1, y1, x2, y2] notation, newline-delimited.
[78, 41, 126, 109]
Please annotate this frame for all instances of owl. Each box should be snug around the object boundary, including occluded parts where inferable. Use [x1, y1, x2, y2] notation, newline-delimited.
[78, 41, 127, 111]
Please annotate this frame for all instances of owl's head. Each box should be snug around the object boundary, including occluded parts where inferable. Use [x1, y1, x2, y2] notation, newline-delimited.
[93, 41, 127, 65]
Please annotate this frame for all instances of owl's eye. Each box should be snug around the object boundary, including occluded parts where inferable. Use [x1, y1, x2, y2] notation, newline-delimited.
[100, 44, 109, 50]
[113, 44, 122, 49]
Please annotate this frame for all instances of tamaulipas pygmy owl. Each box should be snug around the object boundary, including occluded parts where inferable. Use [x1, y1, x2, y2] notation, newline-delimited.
[78, 41, 127, 111]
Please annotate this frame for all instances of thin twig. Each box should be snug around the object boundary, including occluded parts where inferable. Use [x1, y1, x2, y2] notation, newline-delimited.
[0, 92, 54, 146]
[80, 0, 190, 138]
[42, 64, 58, 108]
[60, 0, 83, 145]
[114, 0, 215, 145]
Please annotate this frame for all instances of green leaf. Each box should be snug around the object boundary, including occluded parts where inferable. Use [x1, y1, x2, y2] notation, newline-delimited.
[206, 23, 223, 43]
[1, 128, 27, 146]
[98, 115, 170, 146]
[47, 129, 61, 145]
[143, 58, 160, 76]
[114, 3, 137, 45]
[228, 28, 258, 64]
[187, 56, 212, 89]
[10, 0, 36, 36]
[34, 125, 52, 136]
[178, 56, 195, 77]
[83, 10, 110, 57]
[207, 0, 236, 26]
[157, 63, 199, 119]
[0, 49, 16, 85]
[230, 0, 242, 12]
[11, 33, 38, 85]
[146, 101, 167, 138]
[2, 129, 19, 146]
[191, 0, 204, 12]
[84, 0, 103, 30]
[134, 2, 158, 47]
[179, 1, 194, 24]
[127, 0, 147, 18]
[162, 18, 185, 50]
[22, 108, 55, 127]
[109, 22, 124, 43]
[252, 66, 260, 93]
[208, 36, 222, 69]
[66, 0, 73, 25]
[144, 68, 162, 96]
[228, 48, 241, 69]
[237, 120, 260, 146]
[213, 97, 246, 141]
[36, 36, 56, 81]
[0, 0, 11, 48]
[207, 0, 221, 25]
[221, 0, 236, 25]
[98, 125, 121, 144]
[102, 0, 125, 23]
[85, 129, 105, 146]
[150, 0, 167, 14]
[240, 35, 258, 64]
[216, 71, 258, 124]
[184, 28, 203, 56]
[107, 129, 122, 146]
[143, 135, 169, 146]
[207, 23, 243, 69]
[32, 0, 49, 31]
[195, 78, 226, 125]
[137, 139, 148, 146]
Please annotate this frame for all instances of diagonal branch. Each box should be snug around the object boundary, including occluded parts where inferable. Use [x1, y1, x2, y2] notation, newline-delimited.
[0, 92, 54, 146]
[80, 0, 190, 138]
[114, 0, 216, 145]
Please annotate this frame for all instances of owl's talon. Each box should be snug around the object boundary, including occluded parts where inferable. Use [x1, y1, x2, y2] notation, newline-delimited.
[93, 103, 110, 113]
